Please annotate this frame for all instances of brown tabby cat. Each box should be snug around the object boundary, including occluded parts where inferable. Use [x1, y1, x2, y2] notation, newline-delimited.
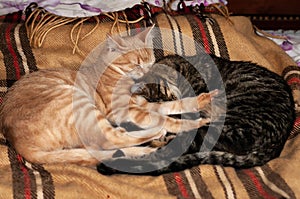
[97, 54, 295, 175]
[0, 27, 215, 166]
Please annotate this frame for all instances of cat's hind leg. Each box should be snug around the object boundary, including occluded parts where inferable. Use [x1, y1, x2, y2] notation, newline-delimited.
[113, 146, 158, 157]
[18, 146, 157, 166]
[73, 98, 167, 149]
[19, 148, 105, 166]
[100, 126, 167, 149]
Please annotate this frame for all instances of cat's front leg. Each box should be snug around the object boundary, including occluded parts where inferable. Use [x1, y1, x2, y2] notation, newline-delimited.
[134, 89, 218, 116]
[124, 105, 211, 134]
[175, 89, 219, 114]
[197, 89, 218, 106]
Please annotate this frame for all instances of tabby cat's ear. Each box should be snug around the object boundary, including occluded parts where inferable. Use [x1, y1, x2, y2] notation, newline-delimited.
[135, 25, 155, 44]
[131, 82, 146, 94]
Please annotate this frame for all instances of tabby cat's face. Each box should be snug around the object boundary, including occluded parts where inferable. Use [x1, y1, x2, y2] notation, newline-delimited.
[131, 65, 181, 102]
[132, 81, 178, 102]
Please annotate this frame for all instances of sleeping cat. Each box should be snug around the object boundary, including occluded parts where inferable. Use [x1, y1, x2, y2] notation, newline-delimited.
[0, 28, 215, 166]
[97, 54, 295, 175]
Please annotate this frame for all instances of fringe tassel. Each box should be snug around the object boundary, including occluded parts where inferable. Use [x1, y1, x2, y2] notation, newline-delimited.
[210, 3, 233, 25]
[26, 8, 77, 48]
[25, 3, 232, 54]
[253, 26, 288, 40]
[25, 7, 145, 54]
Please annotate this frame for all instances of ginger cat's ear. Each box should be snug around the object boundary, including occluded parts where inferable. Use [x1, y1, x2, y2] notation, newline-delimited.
[135, 25, 155, 44]
[106, 33, 125, 52]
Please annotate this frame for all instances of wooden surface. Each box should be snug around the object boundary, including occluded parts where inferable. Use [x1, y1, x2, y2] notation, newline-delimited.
[227, 0, 299, 15]
[227, 0, 300, 29]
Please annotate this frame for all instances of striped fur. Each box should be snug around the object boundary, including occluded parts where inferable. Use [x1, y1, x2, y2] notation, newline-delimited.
[97, 54, 295, 175]
[0, 27, 213, 166]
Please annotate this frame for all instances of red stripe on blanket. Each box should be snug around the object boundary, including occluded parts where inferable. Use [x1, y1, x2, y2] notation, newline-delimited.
[243, 169, 276, 199]
[17, 154, 32, 199]
[193, 16, 210, 53]
[173, 172, 190, 198]
[133, 21, 141, 31]
[294, 117, 300, 126]
[5, 24, 21, 80]
[287, 77, 300, 85]
[261, 165, 296, 198]
[12, 12, 20, 22]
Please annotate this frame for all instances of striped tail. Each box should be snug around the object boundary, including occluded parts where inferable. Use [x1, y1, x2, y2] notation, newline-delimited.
[97, 150, 273, 176]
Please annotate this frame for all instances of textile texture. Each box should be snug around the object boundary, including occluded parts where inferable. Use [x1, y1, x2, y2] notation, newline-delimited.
[0, 10, 299, 199]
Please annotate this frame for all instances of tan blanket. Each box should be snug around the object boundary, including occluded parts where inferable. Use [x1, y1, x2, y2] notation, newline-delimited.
[0, 9, 299, 199]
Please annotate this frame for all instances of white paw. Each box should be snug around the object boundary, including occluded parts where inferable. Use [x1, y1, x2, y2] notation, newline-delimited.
[197, 117, 211, 125]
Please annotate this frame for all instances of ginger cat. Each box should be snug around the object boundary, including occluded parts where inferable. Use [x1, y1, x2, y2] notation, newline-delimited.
[0, 27, 215, 166]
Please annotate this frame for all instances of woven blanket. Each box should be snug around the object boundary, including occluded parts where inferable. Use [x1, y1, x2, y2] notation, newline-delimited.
[0, 9, 300, 199]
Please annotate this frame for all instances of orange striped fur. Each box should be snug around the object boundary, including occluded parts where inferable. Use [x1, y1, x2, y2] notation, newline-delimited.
[0, 27, 214, 166]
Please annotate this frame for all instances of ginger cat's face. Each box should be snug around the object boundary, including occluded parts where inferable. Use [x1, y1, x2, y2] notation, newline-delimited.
[104, 27, 155, 77]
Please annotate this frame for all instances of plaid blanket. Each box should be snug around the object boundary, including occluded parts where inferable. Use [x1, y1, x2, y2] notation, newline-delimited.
[0, 9, 300, 199]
